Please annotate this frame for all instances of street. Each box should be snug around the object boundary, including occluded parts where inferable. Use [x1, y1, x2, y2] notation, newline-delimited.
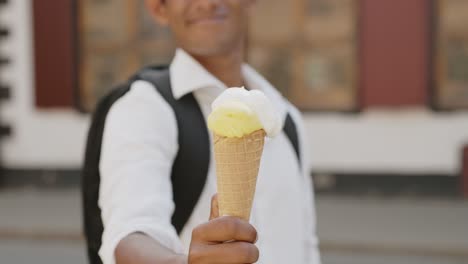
[0, 189, 467, 264]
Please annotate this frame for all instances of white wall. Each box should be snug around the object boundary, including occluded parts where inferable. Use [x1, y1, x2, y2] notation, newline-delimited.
[1, 0, 468, 175]
[1, 0, 89, 169]
[305, 109, 468, 175]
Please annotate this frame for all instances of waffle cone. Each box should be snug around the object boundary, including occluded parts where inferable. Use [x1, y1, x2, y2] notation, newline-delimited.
[213, 129, 266, 221]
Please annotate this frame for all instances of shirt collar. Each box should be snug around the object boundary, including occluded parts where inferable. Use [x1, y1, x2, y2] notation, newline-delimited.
[169, 48, 288, 126]
[170, 48, 226, 100]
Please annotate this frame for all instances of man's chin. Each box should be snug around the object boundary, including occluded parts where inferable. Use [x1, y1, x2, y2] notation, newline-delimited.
[182, 41, 238, 57]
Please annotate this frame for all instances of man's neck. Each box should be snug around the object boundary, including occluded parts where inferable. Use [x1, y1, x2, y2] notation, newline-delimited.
[191, 49, 244, 88]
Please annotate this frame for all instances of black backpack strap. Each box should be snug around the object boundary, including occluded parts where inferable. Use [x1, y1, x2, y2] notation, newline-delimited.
[82, 83, 132, 264]
[137, 67, 210, 234]
[283, 113, 301, 168]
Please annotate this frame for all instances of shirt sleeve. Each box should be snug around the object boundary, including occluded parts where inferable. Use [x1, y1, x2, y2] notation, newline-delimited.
[98, 80, 184, 264]
[287, 103, 322, 264]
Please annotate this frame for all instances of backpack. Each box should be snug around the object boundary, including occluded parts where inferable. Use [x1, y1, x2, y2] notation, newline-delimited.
[81, 65, 301, 264]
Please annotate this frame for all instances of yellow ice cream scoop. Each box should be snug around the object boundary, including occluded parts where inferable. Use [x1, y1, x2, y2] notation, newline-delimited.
[207, 101, 263, 138]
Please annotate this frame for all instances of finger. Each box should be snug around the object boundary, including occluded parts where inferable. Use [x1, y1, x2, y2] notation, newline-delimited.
[193, 216, 257, 243]
[209, 193, 219, 220]
[203, 241, 259, 264]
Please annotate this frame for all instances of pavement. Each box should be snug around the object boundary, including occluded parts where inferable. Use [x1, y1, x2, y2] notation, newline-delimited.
[0, 188, 467, 264]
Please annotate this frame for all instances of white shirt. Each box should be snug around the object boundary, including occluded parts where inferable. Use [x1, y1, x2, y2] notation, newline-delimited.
[99, 49, 320, 264]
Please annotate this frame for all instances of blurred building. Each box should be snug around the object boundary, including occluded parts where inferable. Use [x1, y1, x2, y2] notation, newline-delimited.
[1, 0, 468, 195]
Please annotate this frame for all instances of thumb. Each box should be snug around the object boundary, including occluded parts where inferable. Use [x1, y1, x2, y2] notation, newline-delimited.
[209, 193, 220, 220]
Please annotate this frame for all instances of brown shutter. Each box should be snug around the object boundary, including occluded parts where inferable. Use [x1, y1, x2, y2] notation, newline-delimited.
[33, 0, 76, 108]
[360, 0, 430, 107]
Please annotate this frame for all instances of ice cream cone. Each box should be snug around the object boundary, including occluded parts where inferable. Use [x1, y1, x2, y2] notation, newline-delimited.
[213, 129, 266, 221]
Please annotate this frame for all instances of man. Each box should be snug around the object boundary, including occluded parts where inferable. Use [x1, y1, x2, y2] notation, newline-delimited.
[98, 0, 320, 263]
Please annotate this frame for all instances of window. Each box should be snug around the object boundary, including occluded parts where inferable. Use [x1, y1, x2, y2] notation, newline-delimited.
[78, 0, 175, 111]
[78, 0, 359, 111]
[249, 0, 359, 111]
[434, 0, 468, 110]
